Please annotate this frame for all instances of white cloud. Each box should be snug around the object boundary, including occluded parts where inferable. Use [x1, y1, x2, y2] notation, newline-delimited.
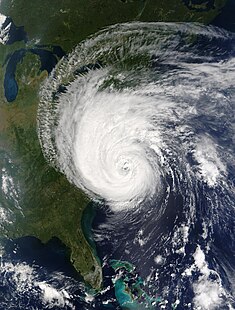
[0, 261, 76, 309]
[194, 136, 226, 187]
[37, 281, 74, 309]
[0, 13, 6, 27]
[0, 13, 10, 45]
[192, 246, 232, 310]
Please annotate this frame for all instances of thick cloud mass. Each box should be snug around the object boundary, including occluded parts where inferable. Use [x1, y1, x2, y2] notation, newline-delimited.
[38, 22, 234, 212]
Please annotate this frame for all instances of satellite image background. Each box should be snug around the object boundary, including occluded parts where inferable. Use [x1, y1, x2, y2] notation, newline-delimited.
[0, 1, 234, 309]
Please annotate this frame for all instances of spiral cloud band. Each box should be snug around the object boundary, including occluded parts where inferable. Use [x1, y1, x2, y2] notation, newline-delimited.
[38, 22, 235, 211]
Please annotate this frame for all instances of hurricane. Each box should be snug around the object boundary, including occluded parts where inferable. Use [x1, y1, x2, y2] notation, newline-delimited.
[38, 22, 235, 309]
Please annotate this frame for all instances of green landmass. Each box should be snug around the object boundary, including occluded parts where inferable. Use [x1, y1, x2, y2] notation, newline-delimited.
[0, 0, 227, 53]
[0, 0, 227, 291]
[0, 51, 102, 289]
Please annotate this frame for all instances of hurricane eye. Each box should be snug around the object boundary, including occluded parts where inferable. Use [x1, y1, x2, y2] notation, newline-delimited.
[118, 159, 131, 175]
[122, 162, 130, 171]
